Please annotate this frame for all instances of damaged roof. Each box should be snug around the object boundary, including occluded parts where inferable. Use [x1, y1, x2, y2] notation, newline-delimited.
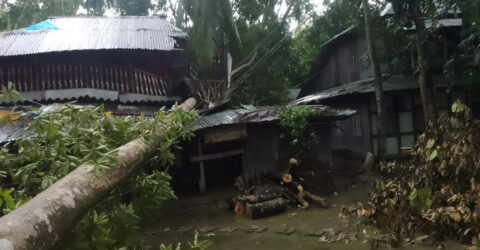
[188, 106, 256, 131]
[0, 16, 187, 57]
[0, 115, 36, 144]
[189, 104, 355, 131]
[295, 75, 451, 105]
[237, 105, 355, 123]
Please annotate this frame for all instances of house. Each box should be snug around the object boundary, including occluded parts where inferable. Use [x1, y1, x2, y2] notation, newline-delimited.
[0, 16, 191, 144]
[0, 16, 189, 106]
[169, 104, 357, 194]
[295, 17, 476, 157]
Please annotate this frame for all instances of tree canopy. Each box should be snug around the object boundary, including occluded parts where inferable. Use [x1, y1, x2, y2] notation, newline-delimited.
[0, 0, 478, 105]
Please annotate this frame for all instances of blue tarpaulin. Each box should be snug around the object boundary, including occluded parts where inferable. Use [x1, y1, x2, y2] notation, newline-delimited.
[16, 20, 58, 33]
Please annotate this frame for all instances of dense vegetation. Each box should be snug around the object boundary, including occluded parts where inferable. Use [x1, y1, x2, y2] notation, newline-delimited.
[1, 0, 479, 106]
[341, 101, 480, 246]
[0, 87, 199, 249]
[278, 105, 317, 162]
[1, 0, 480, 247]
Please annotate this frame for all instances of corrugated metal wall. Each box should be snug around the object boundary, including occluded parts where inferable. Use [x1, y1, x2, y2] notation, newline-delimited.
[303, 124, 334, 170]
[242, 123, 334, 183]
[242, 124, 279, 183]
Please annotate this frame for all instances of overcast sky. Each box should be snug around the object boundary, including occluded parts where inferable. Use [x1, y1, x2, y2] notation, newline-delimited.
[77, 0, 329, 27]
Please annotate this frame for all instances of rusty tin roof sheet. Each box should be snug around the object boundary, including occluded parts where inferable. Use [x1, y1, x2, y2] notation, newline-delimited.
[0, 115, 36, 144]
[0, 16, 187, 56]
[190, 104, 355, 131]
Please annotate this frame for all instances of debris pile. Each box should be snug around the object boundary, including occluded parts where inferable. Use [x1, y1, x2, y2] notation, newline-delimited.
[233, 159, 328, 219]
[348, 101, 480, 246]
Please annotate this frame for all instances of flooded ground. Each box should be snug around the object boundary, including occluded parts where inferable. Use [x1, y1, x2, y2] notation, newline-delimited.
[143, 174, 463, 250]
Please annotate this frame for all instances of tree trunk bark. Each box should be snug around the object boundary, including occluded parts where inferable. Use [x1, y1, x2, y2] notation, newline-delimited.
[413, 6, 438, 128]
[245, 197, 287, 219]
[244, 191, 281, 203]
[362, 0, 387, 160]
[0, 98, 197, 250]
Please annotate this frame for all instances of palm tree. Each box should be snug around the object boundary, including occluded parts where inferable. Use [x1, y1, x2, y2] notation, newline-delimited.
[182, 0, 242, 71]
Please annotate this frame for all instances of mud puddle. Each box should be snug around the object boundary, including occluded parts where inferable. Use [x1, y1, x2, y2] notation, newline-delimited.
[143, 175, 463, 250]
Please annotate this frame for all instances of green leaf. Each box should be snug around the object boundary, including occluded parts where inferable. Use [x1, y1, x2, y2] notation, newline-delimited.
[375, 179, 385, 191]
[451, 101, 458, 112]
[408, 188, 417, 204]
[428, 149, 438, 161]
[426, 139, 435, 149]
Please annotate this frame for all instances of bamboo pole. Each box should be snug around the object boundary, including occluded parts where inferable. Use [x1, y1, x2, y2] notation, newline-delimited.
[0, 98, 197, 250]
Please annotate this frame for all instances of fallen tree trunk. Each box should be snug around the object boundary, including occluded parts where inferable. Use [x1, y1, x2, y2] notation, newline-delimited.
[245, 197, 286, 219]
[0, 98, 197, 250]
[244, 191, 282, 203]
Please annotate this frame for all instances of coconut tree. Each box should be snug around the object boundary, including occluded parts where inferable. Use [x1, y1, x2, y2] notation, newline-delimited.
[182, 0, 242, 72]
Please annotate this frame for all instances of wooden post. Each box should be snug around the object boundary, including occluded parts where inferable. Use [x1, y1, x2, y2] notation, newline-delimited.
[197, 137, 206, 194]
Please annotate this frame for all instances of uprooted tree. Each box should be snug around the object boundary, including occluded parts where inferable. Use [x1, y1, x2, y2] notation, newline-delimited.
[0, 97, 197, 250]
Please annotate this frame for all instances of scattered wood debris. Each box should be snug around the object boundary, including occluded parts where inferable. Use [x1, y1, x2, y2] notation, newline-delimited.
[232, 159, 329, 219]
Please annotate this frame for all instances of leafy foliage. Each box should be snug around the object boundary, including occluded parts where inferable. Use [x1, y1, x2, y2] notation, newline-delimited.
[351, 101, 480, 245]
[288, 0, 364, 89]
[0, 0, 83, 31]
[0, 82, 22, 104]
[278, 105, 317, 161]
[159, 232, 212, 250]
[183, 0, 241, 70]
[442, 0, 480, 88]
[0, 82, 22, 123]
[0, 103, 198, 249]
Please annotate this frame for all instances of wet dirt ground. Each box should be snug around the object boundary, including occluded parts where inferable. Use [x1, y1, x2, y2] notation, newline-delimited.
[142, 174, 464, 250]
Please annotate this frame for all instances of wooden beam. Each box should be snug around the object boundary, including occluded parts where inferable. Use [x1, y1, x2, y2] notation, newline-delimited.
[190, 148, 244, 162]
[203, 125, 247, 144]
[197, 137, 206, 194]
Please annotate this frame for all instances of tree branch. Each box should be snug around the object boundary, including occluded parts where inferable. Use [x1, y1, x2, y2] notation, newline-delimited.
[231, 51, 257, 76]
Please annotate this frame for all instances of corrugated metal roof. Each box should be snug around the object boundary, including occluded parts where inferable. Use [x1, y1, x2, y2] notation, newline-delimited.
[238, 105, 356, 123]
[425, 18, 462, 28]
[0, 16, 187, 56]
[190, 104, 355, 131]
[0, 115, 36, 144]
[295, 75, 451, 105]
[189, 107, 255, 131]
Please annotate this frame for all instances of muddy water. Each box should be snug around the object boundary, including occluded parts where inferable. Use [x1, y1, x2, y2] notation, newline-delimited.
[143, 179, 462, 250]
